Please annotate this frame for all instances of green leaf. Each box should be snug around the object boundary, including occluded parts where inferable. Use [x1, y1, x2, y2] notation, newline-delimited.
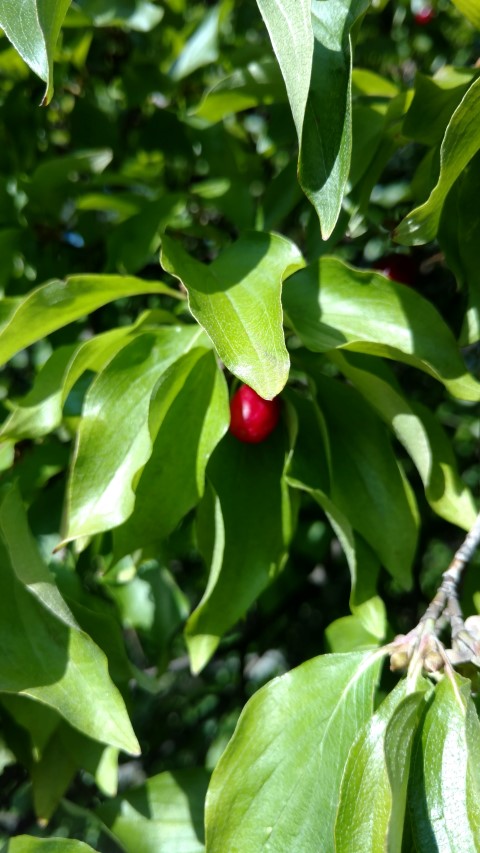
[300, 369, 418, 587]
[438, 152, 480, 345]
[0, 275, 175, 368]
[0, 484, 140, 757]
[0, 311, 177, 442]
[205, 651, 382, 852]
[185, 429, 292, 673]
[403, 68, 477, 147]
[283, 257, 480, 401]
[194, 58, 286, 123]
[335, 678, 430, 852]
[161, 232, 303, 399]
[114, 348, 229, 557]
[396, 77, 480, 245]
[170, 5, 222, 81]
[409, 674, 480, 851]
[256, 0, 370, 238]
[98, 769, 209, 853]
[450, 0, 480, 28]
[63, 327, 206, 543]
[285, 387, 384, 607]
[0, 0, 71, 104]
[330, 351, 478, 530]
[7, 838, 97, 853]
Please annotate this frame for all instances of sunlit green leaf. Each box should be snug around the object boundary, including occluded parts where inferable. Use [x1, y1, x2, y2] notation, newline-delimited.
[256, 0, 370, 238]
[206, 651, 382, 852]
[335, 678, 430, 852]
[450, 0, 480, 28]
[283, 257, 480, 401]
[409, 674, 480, 851]
[161, 232, 303, 399]
[114, 348, 229, 557]
[331, 351, 478, 530]
[0, 0, 71, 104]
[63, 327, 206, 543]
[396, 77, 480, 245]
[0, 275, 176, 368]
[98, 769, 209, 853]
[0, 484, 140, 757]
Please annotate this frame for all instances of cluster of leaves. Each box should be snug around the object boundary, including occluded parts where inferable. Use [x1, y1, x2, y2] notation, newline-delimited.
[0, 0, 480, 850]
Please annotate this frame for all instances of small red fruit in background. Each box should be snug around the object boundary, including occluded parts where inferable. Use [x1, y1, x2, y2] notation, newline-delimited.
[229, 384, 280, 444]
[414, 6, 435, 25]
[373, 253, 417, 287]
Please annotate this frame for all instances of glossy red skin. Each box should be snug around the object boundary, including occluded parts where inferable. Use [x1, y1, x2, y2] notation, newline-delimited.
[229, 385, 281, 443]
[373, 254, 417, 287]
[414, 7, 435, 24]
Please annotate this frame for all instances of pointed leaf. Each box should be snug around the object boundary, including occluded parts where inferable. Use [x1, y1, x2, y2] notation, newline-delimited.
[206, 651, 382, 852]
[335, 678, 430, 852]
[396, 77, 480, 245]
[283, 257, 480, 401]
[256, 0, 370, 238]
[438, 152, 480, 345]
[114, 349, 229, 557]
[409, 674, 480, 851]
[0, 275, 176, 368]
[331, 351, 478, 530]
[304, 371, 418, 587]
[98, 769, 209, 853]
[185, 429, 292, 673]
[161, 233, 303, 399]
[0, 485, 140, 756]
[64, 327, 206, 543]
[0, 0, 71, 104]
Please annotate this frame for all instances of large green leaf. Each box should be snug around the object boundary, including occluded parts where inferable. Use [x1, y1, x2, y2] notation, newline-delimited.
[409, 674, 480, 851]
[256, 0, 370, 239]
[63, 327, 206, 543]
[0, 0, 71, 104]
[396, 76, 480, 245]
[7, 839, 97, 853]
[450, 0, 480, 28]
[0, 484, 140, 756]
[283, 257, 480, 401]
[438, 152, 480, 345]
[205, 651, 381, 852]
[0, 311, 176, 442]
[98, 769, 209, 853]
[335, 678, 430, 852]
[285, 387, 383, 608]
[297, 369, 418, 587]
[114, 348, 229, 557]
[330, 351, 478, 530]
[185, 429, 292, 674]
[161, 232, 302, 399]
[0, 275, 176, 368]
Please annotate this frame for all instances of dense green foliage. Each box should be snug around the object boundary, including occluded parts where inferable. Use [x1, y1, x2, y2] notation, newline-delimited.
[0, 0, 479, 850]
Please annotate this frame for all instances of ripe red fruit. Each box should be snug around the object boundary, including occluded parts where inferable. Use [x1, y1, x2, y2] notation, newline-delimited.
[414, 7, 435, 25]
[229, 384, 280, 444]
[373, 253, 417, 287]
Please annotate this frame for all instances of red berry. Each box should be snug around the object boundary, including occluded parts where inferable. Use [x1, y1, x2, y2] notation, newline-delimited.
[414, 7, 435, 24]
[373, 254, 417, 287]
[229, 385, 280, 444]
